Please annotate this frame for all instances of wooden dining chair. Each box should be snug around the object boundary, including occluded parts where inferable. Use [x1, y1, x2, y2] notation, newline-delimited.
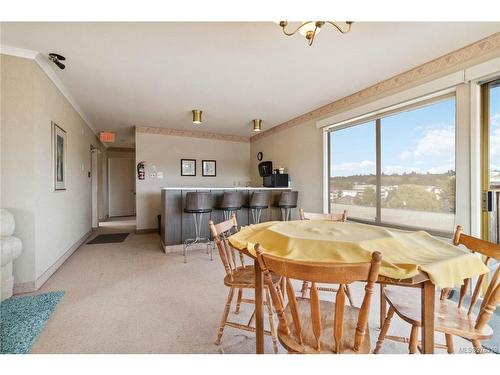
[256, 244, 382, 353]
[374, 225, 500, 354]
[208, 214, 282, 353]
[298, 208, 354, 306]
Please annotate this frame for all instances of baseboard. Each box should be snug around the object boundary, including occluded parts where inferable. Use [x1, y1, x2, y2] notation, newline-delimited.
[135, 228, 158, 234]
[13, 229, 93, 294]
[162, 244, 184, 254]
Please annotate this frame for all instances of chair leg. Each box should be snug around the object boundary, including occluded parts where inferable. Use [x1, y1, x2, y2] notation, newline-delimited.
[409, 325, 419, 354]
[472, 339, 483, 354]
[235, 288, 243, 314]
[345, 284, 354, 307]
[301, 281, 309, 298]
[444, 333, 454, 354]
[215, 287, 235, 345]
[374, 306, 395, 354]
[265, 287, 279, 354]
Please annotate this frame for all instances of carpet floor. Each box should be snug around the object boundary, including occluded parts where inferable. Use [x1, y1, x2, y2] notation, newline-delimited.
[0, 291, 65, 354]
[19, 228, 488, 354]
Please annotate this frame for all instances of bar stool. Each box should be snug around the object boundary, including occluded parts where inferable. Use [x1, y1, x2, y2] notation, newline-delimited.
[220, 192, 243, 221]
[278, 191, 299, 221]
[183, 192, 213, 263]
[248, 191, 270, 224]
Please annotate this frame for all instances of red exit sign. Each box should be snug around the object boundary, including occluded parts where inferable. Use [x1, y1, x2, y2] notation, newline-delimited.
[99, 132, 115, 142]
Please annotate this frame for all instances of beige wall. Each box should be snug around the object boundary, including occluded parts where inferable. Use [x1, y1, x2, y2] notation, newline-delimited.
[135, 130, 250, 230]
[1, 54, 106, 285]
[250, 120, 323, 213]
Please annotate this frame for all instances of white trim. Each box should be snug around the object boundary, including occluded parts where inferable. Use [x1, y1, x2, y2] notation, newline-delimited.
[465, 56, 500, 82]
[322, 131, 329, 214]
[470, 82, 483, 237]
[0, 44, 38, 59]
[1, 44, 98, 138]
[317, 71, 464, 130]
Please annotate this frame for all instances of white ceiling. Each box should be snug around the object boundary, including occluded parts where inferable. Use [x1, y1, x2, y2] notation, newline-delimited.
[2, 22, 499, 147]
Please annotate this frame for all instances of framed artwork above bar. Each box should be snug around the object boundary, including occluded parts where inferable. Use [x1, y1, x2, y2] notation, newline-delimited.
[181, 159, 196, 176]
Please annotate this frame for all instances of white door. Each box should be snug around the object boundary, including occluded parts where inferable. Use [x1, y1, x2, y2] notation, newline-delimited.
[108, 158, 136, 217]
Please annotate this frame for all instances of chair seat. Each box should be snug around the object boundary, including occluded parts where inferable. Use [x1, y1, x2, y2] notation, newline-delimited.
[384, 287, 494, 340]
[278, 297, 371, 354]
[277, 204, 297, 209]
[224, 265, 281, 288]
[184, 208, 212, 214]
[246, 205, 268, 209]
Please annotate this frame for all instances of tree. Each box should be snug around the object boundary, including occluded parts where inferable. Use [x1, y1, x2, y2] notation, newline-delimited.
[360, 187, 376, 206]
[385, 184, 442, 212]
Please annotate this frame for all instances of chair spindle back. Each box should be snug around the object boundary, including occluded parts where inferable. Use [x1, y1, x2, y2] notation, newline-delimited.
[453, 225, 500, 329]
[208, 215, 245, 281]
[256, 245, 381, 353]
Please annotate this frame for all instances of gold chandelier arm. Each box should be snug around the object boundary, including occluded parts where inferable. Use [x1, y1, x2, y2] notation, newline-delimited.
[307, 25, 320, 46]
[325, 21, 353, 34]
[280, 21, 316, 36]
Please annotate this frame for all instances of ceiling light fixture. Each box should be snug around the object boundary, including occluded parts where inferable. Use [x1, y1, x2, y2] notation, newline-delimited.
[278, 21, 353, 46]
[253, 119, 262, 132]
[192, 109, 202, 124]
[48, 53, 66, 70]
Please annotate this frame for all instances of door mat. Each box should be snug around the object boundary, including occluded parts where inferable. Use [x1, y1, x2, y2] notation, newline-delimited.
[87, 233, 129, 244]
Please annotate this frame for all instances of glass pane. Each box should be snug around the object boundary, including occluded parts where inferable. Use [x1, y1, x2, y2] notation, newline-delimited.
[329, 121, 376, 221]
[380, 98, 456, 233]
[490, 82, 500, 187]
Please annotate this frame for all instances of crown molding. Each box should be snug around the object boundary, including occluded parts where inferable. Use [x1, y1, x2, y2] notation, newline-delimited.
[0, 44, 38, 59]
[136, 126, 250, 143]
[251, 32, 500, 142]
[1, 44, 99, 139]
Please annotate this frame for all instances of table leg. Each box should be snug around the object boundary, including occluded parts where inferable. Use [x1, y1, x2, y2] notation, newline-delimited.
[379, 284, 386, 329]
[421, 280, 435, 354]
[254, 259, 264, 354]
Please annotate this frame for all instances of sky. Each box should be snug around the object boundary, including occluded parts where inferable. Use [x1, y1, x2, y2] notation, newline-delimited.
[330, 98, 458, 177]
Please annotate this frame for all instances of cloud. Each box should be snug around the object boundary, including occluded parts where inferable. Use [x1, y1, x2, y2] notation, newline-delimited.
[414, 126, 454, 157]
[490, 113, 500, 158]
[383, 165, 421, 175]
[332, 160, 375, 176]
[427, 163, 455, 174]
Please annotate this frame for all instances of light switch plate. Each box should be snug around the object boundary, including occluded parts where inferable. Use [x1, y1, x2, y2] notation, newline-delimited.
[157, 172, 164, 179]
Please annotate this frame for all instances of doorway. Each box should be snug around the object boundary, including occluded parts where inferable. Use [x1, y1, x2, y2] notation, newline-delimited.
[91, 146, 99, 228]
[481, 79, 500, 243]
[108, 157, 136, 218]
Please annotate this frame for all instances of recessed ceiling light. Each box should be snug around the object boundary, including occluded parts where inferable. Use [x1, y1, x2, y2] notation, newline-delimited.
[192, 109, 202, 124]
[253, 119, 262, 132]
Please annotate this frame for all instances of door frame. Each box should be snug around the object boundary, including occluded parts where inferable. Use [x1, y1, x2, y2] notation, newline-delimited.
[91, 146, 99, 228]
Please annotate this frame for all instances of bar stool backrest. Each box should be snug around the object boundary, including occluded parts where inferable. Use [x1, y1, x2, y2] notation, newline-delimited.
[221, 191, 243, 209]
[278, 191, 299, 207]
[185, 192, 212, 211]
[249, 191, 270, 208]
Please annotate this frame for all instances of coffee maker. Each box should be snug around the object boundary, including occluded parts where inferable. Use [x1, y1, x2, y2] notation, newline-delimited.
[258, 161, 289, 188]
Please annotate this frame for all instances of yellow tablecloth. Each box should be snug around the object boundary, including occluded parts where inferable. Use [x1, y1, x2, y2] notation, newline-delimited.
[228, 220, 489, 288]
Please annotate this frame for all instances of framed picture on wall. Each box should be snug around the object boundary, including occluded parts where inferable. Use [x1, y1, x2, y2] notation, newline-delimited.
[52, 122, 67, 191]
[202, 160, 216, 177]
[181, 159, 196, 176]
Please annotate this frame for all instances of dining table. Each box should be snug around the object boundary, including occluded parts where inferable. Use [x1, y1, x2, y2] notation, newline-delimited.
[228, 220, 490, 354]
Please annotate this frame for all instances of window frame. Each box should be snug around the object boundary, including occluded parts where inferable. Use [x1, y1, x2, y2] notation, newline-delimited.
[327, 93, 457, 238]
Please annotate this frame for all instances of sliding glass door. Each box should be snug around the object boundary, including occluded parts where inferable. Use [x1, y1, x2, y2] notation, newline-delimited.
[482, 79, 500, 242]
[329, 96, 456, 236]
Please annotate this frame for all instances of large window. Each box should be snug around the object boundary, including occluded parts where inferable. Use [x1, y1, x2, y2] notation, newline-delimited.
[329, 96, 456, 235]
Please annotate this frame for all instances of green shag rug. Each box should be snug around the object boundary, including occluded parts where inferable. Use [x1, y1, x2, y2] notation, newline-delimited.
[0, 291, 65, 354]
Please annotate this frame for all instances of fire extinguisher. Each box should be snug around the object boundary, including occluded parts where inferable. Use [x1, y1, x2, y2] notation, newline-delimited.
[137, 161, 146, 180]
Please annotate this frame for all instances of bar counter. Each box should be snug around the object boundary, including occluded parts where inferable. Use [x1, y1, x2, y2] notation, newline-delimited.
[160, 187, 292, 249]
